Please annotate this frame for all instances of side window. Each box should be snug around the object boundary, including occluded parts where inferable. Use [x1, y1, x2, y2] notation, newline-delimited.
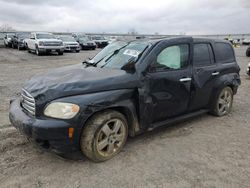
[155, 44, 189, 70]
[193, 43, 214, 66]
[214, 42, 235, 63]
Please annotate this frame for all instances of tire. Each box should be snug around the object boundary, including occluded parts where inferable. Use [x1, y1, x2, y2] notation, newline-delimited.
[76, 50, 80, 53]
[246, 48, 250, 57]
[18, 45, 21, 51]
[210, 86, 233, 117]
[58, 51, 63, 55]
[35, 47, 41, 56]
[80, 110, 128, 162]
[92, 47, 96, 50]
[12, 43, 15, 49]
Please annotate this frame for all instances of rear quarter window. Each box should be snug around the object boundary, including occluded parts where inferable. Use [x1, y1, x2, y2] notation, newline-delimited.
[214, 42, 235, 63]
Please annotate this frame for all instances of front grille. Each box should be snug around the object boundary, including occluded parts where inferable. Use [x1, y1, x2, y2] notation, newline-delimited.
[21, 89, 35, 115]
[87, 43, 94, 46]
[44, 42, 61, 46]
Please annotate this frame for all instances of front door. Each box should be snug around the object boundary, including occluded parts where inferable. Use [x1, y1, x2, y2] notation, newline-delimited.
[139, 39, 193, 125]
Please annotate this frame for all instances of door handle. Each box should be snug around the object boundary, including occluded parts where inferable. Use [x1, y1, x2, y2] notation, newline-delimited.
[212, 71, 220, 76]
[180, 77, 192, 82]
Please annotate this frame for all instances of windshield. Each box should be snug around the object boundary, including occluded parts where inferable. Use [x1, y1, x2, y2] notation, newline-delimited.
[36, 34, 56, 39]
[79, 36, 90, 42]
[93, 36, 105, 40]
[60, 36, 76, 42]
[7, 34, 15, 37]
[17, 33, 30, 38]
[90, 41, 149, 69]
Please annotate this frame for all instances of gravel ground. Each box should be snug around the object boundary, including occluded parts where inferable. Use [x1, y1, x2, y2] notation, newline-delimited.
[0, 46, 250, 188]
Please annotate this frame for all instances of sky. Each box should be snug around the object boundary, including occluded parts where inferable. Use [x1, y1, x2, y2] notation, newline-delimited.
[0, 0, 249, 35]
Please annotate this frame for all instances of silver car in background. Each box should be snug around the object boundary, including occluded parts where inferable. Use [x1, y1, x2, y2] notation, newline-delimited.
[58, 35, 80, 53]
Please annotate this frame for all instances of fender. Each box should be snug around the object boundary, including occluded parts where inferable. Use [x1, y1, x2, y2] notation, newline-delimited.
[213, 73, 240, 92]
[52, 89, 140, 138]
[209, 72, 240, 106]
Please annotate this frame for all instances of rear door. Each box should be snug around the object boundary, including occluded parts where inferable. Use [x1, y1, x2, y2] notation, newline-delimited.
[189, 42, 219, 111]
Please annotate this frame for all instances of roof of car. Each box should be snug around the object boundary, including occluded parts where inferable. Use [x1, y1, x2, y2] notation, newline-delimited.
[125, 36, 230, 45]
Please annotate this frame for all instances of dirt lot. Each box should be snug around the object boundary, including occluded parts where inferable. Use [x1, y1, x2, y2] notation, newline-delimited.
[0, 46, 250, 188]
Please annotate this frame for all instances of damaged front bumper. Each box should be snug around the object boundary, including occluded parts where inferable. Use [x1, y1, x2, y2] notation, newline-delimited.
[9, 99, 79, 153]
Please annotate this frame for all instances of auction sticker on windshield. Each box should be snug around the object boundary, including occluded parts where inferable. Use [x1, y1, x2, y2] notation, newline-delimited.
[123, 49, 140, 57]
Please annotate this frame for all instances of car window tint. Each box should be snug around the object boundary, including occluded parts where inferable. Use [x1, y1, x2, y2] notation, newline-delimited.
[193, 43, 212, 66]
[214, 42, 235, 63]
[156, 44, 189, 70]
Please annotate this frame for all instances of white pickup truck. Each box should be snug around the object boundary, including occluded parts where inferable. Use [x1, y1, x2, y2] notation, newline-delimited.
[25, 32, 64, 56]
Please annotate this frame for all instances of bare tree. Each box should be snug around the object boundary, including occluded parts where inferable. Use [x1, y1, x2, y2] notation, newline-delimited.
[128, 28, 138, 35]
[0, 24, 16, 32]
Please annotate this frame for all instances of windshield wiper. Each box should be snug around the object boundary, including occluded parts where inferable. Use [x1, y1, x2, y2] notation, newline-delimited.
[83, 45, 129, 68]
[99, 44, 132, 68]
[82, 59, 95, 67]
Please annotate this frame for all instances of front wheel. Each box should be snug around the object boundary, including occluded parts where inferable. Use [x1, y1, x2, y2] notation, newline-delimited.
[246, 48, 250, 57]
[36, 47, 41, 56]
[80, 110, 128, 162]
[58, 51, 63, 55]
[211, 86, 233, 117]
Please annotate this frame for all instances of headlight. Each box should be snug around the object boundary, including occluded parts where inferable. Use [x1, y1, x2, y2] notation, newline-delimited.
[44, 102, 80, 119]
[39, 41, 44, 46]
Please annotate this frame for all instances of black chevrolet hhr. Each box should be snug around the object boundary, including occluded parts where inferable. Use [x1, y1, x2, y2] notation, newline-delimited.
[9, 37, 240, 162]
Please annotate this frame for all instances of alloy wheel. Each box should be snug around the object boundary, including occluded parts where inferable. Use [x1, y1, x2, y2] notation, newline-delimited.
[217, 88, 233, 116]
[95, 118, 126, 157]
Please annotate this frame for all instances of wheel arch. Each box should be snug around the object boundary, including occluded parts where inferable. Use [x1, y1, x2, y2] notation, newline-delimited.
[209, 73, 240, 109]
[80, 104, 140, 139]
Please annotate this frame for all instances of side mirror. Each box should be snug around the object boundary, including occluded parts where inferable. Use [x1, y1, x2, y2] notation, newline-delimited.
[121, 57, 136, 72]
[147, 63, 157, 73]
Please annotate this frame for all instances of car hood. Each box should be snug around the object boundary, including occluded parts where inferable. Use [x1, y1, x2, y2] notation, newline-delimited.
[94, 40, 108, 43]
[79, 40, 95, 44]
[23, 64, 137, 105]
[63, 41, 79, 45]
[37, 39, 62, 42]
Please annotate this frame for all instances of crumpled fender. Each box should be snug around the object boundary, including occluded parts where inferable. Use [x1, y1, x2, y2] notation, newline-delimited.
[52, 89, 140, 137]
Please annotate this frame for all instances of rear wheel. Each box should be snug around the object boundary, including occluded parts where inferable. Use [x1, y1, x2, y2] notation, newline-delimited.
[246, 48, 250, 57]
[80, 110, 128, 162]
[211, 87, 233, 116]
